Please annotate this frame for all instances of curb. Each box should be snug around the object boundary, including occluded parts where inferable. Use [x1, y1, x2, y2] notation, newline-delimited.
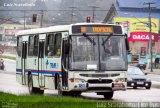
[151, 81, 160, 89]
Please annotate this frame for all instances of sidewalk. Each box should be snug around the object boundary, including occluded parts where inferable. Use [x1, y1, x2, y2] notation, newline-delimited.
[144, 69, 160, 75]
[2, 52, 16, 57]
[144, 68, 160, 88]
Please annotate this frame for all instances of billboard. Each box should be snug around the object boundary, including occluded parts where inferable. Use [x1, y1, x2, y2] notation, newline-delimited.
[5, 29, 19, 36]
[114, 17, 159, 42]
[114, 17, 159, 62]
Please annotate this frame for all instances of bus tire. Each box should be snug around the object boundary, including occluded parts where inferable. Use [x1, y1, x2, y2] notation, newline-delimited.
[33, 87, 44, 94]
[69, 91, 81, 96]
[28, 73, 34, 94]
[28, 73, 44, 94]
[57, 76, 62, 96]
[103, 91, 114, 100]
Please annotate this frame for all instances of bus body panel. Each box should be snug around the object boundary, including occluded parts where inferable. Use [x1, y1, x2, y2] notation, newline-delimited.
[67, 71, 127, 92]
[16, 56, 22, 84]
[16, 23, 128, 97]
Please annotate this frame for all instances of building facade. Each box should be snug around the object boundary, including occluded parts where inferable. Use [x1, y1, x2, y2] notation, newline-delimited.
[104, 0, 160, 65]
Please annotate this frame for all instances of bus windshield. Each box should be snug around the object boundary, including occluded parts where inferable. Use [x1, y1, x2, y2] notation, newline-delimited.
[69, 35, 127, 71]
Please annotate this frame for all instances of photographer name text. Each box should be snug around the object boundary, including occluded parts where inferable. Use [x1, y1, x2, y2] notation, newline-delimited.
[3, 3, 35, 7]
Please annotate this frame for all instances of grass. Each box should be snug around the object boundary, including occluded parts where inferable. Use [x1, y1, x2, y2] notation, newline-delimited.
[0, 92, 94, 108]
[0, 92, 129, 108]
[0, 55, 16, 60]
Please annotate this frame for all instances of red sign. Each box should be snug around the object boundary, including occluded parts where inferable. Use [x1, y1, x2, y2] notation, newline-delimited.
[128, 32, 158, 42]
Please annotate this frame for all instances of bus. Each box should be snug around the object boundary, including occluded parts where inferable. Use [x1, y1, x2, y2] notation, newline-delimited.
[16, 23, 129, 99]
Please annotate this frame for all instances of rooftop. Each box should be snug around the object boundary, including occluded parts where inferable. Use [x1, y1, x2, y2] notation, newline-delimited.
[117, 0, 160, 9]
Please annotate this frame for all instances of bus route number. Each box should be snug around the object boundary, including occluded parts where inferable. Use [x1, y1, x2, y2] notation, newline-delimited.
[79, 84, 86, 88]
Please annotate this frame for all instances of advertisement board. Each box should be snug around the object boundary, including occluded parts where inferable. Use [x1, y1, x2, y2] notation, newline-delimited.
[114, 17, 159, 42]
[114, 17, 159, 63]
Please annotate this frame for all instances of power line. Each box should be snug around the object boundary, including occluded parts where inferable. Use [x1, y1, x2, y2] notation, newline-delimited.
[68, 6, 78, 23]
[89, 5, 100, 22]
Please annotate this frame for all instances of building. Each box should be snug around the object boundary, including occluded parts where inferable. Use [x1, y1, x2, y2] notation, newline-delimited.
[0, 21, 39, 46]
[103, 0, 160, 65]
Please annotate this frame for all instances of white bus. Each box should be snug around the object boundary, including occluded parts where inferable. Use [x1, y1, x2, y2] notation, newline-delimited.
[16, 23, 129, 99]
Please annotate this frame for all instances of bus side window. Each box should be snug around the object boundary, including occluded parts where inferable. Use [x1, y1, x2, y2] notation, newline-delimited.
[45, 33, 62, 57]
[54, 33, 62, 56]
[45, 34, 55, 57]
[28, 35, 34, 56]
[34, 35, 39, 56]
[17, 37, 22, 57]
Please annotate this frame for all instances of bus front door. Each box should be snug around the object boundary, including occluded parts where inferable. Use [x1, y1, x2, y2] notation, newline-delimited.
[38, 40, 45, 89]
[21, 42, 27, 85]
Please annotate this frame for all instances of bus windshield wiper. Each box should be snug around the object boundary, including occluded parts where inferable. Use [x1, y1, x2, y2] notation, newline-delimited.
[101, 33, 112, 46]
[83, 33, 96, 45]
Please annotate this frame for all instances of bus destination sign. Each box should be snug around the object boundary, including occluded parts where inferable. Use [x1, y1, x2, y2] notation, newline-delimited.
[81, 26, 113, 33]
[72, 25, 122, 34]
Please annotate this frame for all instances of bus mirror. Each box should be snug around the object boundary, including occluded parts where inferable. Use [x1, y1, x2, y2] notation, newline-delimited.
[125, 34, 129, 51]
[65, 43, 70, 54]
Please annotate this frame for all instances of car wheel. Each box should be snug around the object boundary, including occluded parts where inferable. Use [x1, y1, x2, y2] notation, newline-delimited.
[133, 86, 137, 89]
[146, 86, 151, 89]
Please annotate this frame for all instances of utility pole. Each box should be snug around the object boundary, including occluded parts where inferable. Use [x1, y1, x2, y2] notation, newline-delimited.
[40, 10, 44, 28]
[144, 2, 155, 72]
[24, 11, 26, 30]
[69, 0, 77, 24]
[69, 6, 77, 23]
[89, 5, 99, 22]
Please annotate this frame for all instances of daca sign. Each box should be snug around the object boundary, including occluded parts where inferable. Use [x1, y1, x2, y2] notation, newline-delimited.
[128, 32, 158, 42]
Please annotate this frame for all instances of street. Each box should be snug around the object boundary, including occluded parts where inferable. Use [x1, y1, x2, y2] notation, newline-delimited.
[1, 72, 160, 102]
[0, 1, 160, 108]
[3, 58, 16, 74]
[0, 59, 160, 102]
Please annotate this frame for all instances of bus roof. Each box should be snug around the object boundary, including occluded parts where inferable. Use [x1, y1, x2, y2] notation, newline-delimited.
[17, 23, 119, 36]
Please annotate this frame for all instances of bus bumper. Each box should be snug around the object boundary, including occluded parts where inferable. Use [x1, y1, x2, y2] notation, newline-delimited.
[69, 82, 126, 92]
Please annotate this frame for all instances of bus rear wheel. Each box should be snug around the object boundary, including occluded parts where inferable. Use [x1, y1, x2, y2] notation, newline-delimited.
[28, 74, 44, 94]
[57, 77, 62, 96]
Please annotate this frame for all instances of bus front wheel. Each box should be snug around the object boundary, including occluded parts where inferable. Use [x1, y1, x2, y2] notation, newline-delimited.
[103, 91, 114, 99]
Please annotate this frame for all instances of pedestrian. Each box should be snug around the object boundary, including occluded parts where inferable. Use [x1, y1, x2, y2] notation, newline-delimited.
[155, 58, 159, 69]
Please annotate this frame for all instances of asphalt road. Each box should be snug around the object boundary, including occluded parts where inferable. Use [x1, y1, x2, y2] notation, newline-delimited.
[3, 59, 16, 73]
[1, 59, 160, 103]
[1, 72, 160, 103]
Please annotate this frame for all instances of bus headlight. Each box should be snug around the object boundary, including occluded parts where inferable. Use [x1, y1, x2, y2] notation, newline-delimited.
[69, 78, 86, 83]
[115, 78, 127, 82]
[75, 78, 86, 83]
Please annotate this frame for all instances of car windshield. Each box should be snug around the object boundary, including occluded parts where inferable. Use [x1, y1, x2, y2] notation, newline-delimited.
[69, 35, 127, 71]
[128, 67, 144, 75]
